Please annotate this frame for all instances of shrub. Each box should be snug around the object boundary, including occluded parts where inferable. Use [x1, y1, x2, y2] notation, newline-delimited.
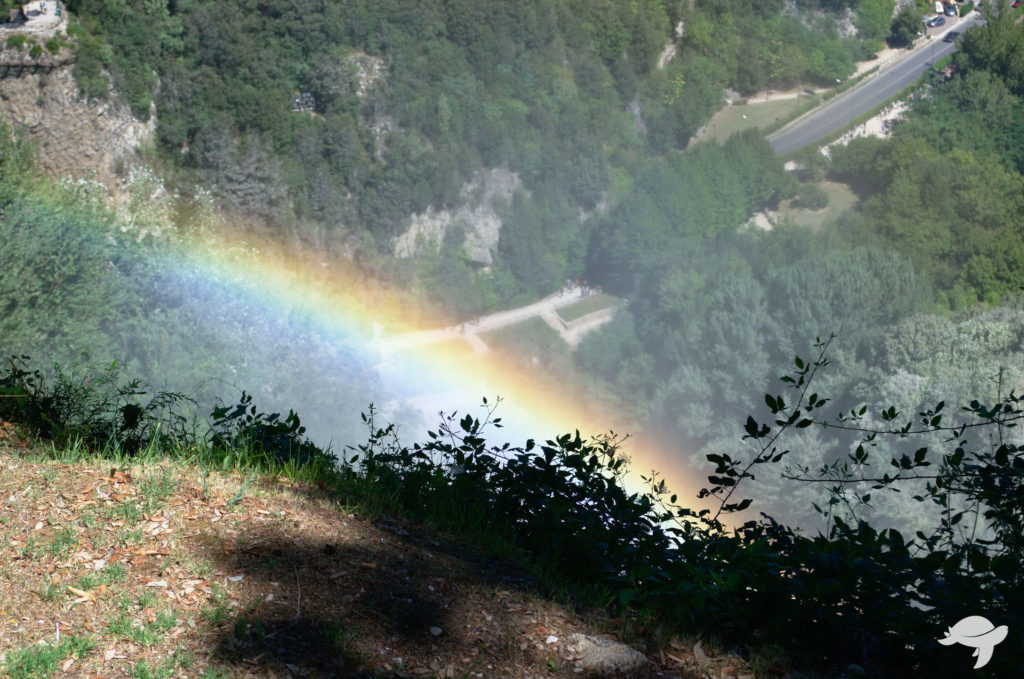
[45, 38, 60, 54]
[794, 183, 830, 210]
[29, 43, 42, 59]
[209, 391, 335, 472]
[0, 356, 194, 455]
[5, 34, 26, 50]
[346, 342, 1023, 677]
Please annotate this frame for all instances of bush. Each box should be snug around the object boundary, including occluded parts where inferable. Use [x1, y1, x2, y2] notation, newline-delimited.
[209, 391, 335, 472]
[29, 43, 42, 59]
[346, 344, 1023, 677]
[5, 34, 26, 50]
[0, 356, 193, 455]
[45, 38, 60, 54]
[794, 182, 830, 210]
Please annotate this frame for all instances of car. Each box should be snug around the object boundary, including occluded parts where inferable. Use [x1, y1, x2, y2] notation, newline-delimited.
[1014, 1, 1023, 8]
[943, 30, 960, 42]
[944, 2, 957, 15]
[927, 15, 946, 27]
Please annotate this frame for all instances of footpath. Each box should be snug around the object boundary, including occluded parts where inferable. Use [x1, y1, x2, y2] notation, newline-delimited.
[375, 285, 615, 355]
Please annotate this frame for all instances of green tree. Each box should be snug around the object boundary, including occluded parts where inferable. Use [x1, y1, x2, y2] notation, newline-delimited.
[856, 0, 896, 40]
[889, 4, 921, 46]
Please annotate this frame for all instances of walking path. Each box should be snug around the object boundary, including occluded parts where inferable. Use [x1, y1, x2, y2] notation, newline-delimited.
[375, 286, 613, 355]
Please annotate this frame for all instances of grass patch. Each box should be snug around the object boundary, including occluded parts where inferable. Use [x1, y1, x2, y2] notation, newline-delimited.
[481, 317, 569, 363]
[139, 467, 178, 508]
[74, 561, 127, 590]
[557, 292, 621, 323]
[699, 94, 820, 144]
[45, 526, 76, 558]
[772, 181, 859, 228]
[107, 608, 177, 646]
[2, 635, 94, 679]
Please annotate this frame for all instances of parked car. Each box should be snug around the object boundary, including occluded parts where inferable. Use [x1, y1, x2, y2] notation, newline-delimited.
[943, 30, 960, 42]
[927, 15, 946, 27]
[944, 2, 957, 16]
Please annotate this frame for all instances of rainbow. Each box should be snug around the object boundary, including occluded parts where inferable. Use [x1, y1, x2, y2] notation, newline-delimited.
[169, 223, 706, 505]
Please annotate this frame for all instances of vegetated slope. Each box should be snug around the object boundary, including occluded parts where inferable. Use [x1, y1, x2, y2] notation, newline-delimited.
[60, 0, 875, 309]
[571, 2, 1024, 528]
[0, 124, 386, 447]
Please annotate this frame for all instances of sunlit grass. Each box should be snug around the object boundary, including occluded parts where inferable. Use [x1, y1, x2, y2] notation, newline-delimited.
[696, 94, 821, 144]
[773, 181, 859, 228]
[557, 292, 621, 323]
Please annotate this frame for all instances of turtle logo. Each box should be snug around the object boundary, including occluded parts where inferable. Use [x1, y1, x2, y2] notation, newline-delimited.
[938, 616, 1008, 669]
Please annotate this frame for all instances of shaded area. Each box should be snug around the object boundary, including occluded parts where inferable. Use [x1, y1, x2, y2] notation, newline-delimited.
[195, 505, 671, 679]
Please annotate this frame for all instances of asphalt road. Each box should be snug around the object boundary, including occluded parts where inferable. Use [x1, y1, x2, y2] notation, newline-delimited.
[768, 14, 983, 156]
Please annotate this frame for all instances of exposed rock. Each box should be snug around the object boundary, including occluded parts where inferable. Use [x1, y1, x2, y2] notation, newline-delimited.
[558, 633, 647, 674]
[394, 168, 522, 266]
[0, 66, 153, 190]
[349, 52, 385, 99]
[835, 8, 858, 39]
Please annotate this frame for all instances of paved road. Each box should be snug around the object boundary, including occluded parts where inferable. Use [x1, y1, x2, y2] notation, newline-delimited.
[769, 13, 983, 155]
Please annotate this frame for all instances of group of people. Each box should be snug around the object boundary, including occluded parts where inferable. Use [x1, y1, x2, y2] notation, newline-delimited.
[562, 279, 600, 298]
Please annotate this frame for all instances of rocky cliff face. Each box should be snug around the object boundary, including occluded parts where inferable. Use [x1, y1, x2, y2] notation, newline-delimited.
[0, 62, 153, 190]
[393, 168, 522, 266]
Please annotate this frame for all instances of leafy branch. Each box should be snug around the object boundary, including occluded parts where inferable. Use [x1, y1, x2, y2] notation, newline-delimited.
[698, 335, 835, 528]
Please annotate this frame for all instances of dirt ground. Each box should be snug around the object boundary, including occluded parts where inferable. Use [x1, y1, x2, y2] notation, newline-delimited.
[0, 428, 756, 679]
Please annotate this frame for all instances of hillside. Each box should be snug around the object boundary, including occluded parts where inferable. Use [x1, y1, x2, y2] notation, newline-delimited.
[3, 3, 1024, 677]
[0, 429, 755, 679]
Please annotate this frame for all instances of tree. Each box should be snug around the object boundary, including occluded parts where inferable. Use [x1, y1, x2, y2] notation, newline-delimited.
[889, 4, 921, 46]
[856, 0, 896, 41]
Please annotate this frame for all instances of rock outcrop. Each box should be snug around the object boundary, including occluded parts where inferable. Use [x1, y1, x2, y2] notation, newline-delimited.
[0, 65, 153, 189]
[394, 168, 522, 266]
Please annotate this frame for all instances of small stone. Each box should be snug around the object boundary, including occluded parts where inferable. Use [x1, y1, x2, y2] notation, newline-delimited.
[559, 634, 646, 673]
[545, 635, 558, 645]
[429, 626, 443, 637]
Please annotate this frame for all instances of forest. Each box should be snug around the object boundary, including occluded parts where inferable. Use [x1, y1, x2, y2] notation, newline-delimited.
[2, 0, 1024, 675]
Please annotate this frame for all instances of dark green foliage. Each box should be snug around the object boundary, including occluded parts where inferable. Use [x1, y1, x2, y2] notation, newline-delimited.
[344, 346, 1023, 677]
[889, 4, 922, 46]
[0, 355, 336, 475]
[209, 392, 335, 471]
[69, 27, 111, 100]
[0, 356, 194, 455]
[349, 404, 681, 599]
[59, 0, 874, 307]
[856, 0, 896, 40]
[793, 182, 829, 209]
[956, 0, 1024, 97]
